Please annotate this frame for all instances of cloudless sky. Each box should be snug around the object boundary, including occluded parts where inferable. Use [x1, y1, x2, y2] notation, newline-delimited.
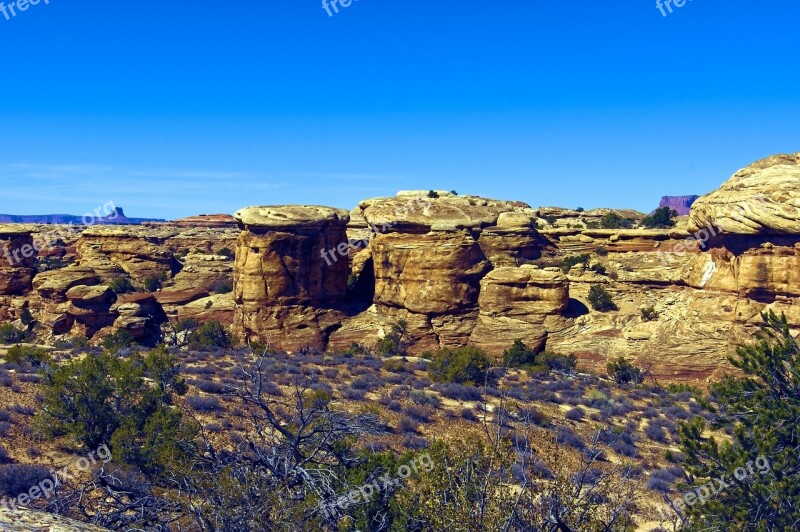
[1, 1, 799, 219]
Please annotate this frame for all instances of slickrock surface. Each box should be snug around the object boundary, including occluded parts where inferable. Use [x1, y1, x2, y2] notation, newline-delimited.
[0, 508, 109, 531]
[689, 153, 800, 234]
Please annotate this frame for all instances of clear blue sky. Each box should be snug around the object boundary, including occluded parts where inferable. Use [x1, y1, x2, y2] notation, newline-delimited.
[1, 1, 799, 219]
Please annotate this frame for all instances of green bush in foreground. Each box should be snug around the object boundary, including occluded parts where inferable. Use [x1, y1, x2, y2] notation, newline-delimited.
[427, 345, 494, 386]
[677, 311, 800, 529]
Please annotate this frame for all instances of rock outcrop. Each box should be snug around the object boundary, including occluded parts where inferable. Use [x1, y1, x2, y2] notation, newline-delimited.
[688, 153, 800, 234]
[233, 206, 351, 350]
[0, 225, 36, 296]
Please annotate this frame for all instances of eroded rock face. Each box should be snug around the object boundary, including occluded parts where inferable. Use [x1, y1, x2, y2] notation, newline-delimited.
[232, 206, 350, 350]
[0, 226, 36, 296]
[470, 266, 569, 354]
[326, 193, 558, 353]
[77, 227, 176, 280]
[689, 153, 800, 234]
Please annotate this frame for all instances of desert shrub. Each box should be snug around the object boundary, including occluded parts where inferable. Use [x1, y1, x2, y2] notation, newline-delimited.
[644, 423, 669, 443]
[343, 388, 366, 401]
[108, 277, 136, 294]
[190, 379, 227, 395]
[434, 382, 483, 401]
[556, 426, 585, 450]
[607, 357, 644, 385]
[0, 323, 26, 345]
[10, 405, 34, 416]
[187, 320, 234, 349]
[0, 464, 53, 497]
[538, 351, 577, 372]
[560, 253, 591, 273]
[218, 247, 234, 259]
[38, 347, 189, 474]
[461, 408, 478, 422]
[404, 404, 433, 422]
[640, 306, 658, 321]
[103, 330, 137, 352]
[410, 391, 440, 408]
[589, 264, 607, 275]
[427, 346, 493, 386]
[647, 467, 682, 491]
[641, 207, 678, 229]
[611, 440, 638, 457]
[396, 416, 419, 434]
[186, 395, 223, 412]
[5, 345, 51, 369]
[143, 275, 163, 292]
[600, 213, 633, 229]
[503, 339, 537, 368]
[565, 407, 585, 421]
[595, 245, 607, 256]
[387, 400, 403, 412]
[588, 285, 616, 311]
[375, 320, 409, 357]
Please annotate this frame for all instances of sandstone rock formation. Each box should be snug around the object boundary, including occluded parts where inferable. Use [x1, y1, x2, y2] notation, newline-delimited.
[0, 225, 35, 296]
[233, 206, 351, 350]
[689, 153, 800, 234]
[0, 508, 110, 531]
[470, 266, 568, 353]
[0, 220, 237, 343]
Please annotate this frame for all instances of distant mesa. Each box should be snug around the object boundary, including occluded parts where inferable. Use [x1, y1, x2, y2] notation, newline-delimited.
[657, 195, 699, 216]
[0, 207, 165, 225]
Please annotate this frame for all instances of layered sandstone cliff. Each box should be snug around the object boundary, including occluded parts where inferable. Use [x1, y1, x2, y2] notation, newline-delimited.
[232, 206, 351, 350]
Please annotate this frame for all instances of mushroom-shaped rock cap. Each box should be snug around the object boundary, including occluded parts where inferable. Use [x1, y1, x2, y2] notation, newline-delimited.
[234, 206, 351, 229]
[688, 153, 800, 234]
[353, 192, 534, 232]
